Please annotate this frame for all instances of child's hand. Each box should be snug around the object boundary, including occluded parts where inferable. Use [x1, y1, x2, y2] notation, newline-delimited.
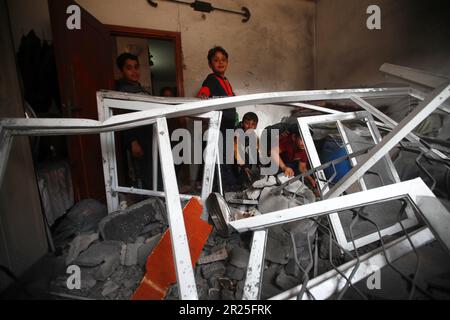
[198, 94, 208, 100]
[284, 167, 294, 177]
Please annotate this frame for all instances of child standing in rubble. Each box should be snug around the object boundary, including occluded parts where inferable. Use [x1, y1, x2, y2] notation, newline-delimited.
[197, 46, 239, 191]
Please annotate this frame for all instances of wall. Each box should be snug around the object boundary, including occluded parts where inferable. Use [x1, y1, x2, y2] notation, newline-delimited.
[7, 0, 316, 97]
[7, 0, 53, 51]
[1, 0, 48, 292]
[315, 0, 450, 89]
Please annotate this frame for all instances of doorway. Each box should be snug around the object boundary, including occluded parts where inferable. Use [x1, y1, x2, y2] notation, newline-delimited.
[107, 25, 184, 97]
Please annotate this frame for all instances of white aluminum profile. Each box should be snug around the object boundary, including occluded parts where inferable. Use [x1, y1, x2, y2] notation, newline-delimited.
[97, 92, 223, 213]
[327, 83, 450, 199]
[229, 178, 450, 255]
[156, 117, 198, 300]
[242, 230, 268, 300]
[269, 226, 435, 300]
[298, 111, 417, 250]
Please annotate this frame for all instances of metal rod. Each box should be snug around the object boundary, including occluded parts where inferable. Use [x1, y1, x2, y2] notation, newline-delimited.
[229, 178, 430, 234]
[242, 230, 267, 300]
[269, 227, 434, 300]
[156, 117, 198, 300]
[328, 83, 450, 199]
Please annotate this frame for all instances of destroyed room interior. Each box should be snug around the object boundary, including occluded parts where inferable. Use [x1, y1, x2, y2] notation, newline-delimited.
[2, 0, 450, 303]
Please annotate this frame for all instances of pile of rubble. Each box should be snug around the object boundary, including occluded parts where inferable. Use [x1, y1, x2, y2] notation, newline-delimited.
[50, 198, 168, 300]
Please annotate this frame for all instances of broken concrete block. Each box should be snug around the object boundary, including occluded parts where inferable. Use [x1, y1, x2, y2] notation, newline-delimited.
[229, 247, 250, 268]
[74, 241, 122, 267]
[124, 243, 142, 267]
[102, 280, 120, 297]
[139, 222, 162, 236]
[65, 232, 99, 266]
[285, 259, 302, 278]
[120, 243, 127, 265]
[221, 289, 236, 300]
[265, 228, 291, 264]
[275, 270, 300, 291]
[235, 281, 245, 300]
[208, 276, 220, 289]
[135, 236, 145, 245]
[94, 256, 120, 281]
[74, 241, 122, 281]
[137, 233, 163, 267]
[54, 199, 107, 243]
[226, 265, 245, 281]
[208, 288, 221, 300]
[198, 247, 228, 265]
[99, 198, 166, 243]
[196, 278, 209, 300]
[201, 261, 226, 279]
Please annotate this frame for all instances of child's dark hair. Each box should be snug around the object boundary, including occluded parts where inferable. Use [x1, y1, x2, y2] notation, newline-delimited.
[207, 46, 229, 63]
[288, 123, 301, 137]
[243, 112, 259, 124]
[116, 53, 139, 71]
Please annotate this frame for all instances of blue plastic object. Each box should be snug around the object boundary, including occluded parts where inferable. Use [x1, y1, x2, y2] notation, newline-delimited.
[319, 136, 352, 184]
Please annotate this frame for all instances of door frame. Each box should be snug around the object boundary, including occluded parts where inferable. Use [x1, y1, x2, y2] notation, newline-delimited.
[107, 25, 185, 97]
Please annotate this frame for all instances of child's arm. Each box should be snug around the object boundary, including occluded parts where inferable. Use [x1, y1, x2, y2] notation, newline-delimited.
[299, 161, 319, 196]
[272, 145, 294, 177]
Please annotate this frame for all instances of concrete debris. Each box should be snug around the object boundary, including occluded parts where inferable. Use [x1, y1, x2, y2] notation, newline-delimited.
[102, 280, 120, 297]
[65, 232, 99, 266]
[198, 247, 228, 265]
[135, 236, 145, 245]
[73, 241, 123, 281]
[252, 176, 277, 189]
[123, 243, 142, 267]
[285, 259, 302, 278]
[275, 270, 300, 291]
[208, 288, 221, 300]
[221, 288, 235, 300]
[265, 227, 292, 264]
[228, 247, 250, 268]
[226, 265, 245, 281]
[74, 241, 122, 267]
[245, 188, 262, 200]
[53, 199, 107, 244]
[139, 222, 163, 237]
[235, 281, 245, 300]
[196, 278, 209, 300]
[201, 261, 226, 279]
[98, 197, 166, 243]
[137, 233, 163, 267]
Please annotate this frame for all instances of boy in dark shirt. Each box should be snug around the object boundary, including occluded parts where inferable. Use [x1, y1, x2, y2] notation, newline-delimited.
[115, 53, 153, 189]
[197, 46, 238, 191]
[234, 112, 260, 187]
[197, 46, 238, 133]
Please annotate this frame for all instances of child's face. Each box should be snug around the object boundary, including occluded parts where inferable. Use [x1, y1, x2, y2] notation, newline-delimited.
[243, 119, 257, 131]
[209, 52, 228, 76]
[121, 59, 140, 83]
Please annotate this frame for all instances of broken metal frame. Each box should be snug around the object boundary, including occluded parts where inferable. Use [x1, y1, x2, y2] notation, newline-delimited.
[297, 111, 418, 251]
[269, 226, 435, 300]
[1, 85, 447, 300]
[234, 178, 450, 300]
[97, 92, 223, 213]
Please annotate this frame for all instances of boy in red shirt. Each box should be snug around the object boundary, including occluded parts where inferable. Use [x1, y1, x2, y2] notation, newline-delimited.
[271, 125, 319, 195]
